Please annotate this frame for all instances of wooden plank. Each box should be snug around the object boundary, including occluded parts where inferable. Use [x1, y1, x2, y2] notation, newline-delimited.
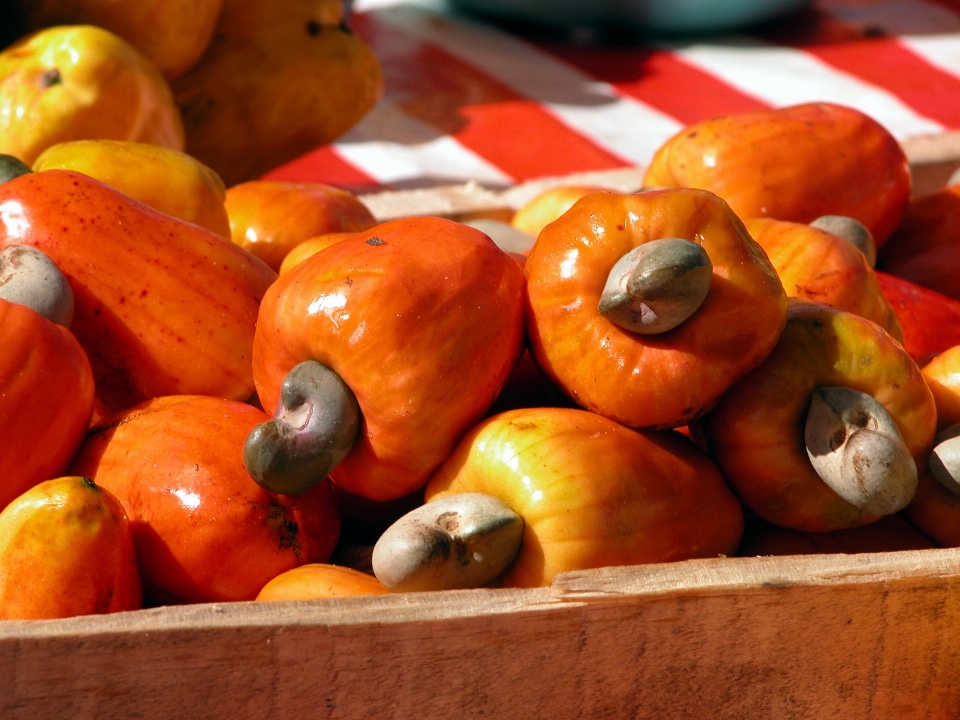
[4, 549, 960, 719]
[361, 131, 960, 221]
[904, 130, 960, 197]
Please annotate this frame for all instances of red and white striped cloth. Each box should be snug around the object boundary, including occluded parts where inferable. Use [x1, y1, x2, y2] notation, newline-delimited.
[264, 0, 960, 195]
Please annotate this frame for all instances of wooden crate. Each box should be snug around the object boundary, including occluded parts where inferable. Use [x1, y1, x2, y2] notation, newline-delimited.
[4, 550, 960, 719]
[4, 133, 960, 720]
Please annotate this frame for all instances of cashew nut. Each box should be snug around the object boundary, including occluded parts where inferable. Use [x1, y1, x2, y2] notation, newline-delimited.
[244, 360, 360, 495]
[929, 423, 960, 496]
[372, 493, 523, 592]
[805, 386, 917, 515]
[598, 237, 712, 334]
[0, 246, 74, 327]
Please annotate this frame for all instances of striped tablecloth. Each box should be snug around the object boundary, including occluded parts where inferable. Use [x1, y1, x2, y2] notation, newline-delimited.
[264, 0, 960, 196]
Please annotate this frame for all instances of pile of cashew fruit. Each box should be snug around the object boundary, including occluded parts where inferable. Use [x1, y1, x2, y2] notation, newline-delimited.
[4, 101, 960, 620]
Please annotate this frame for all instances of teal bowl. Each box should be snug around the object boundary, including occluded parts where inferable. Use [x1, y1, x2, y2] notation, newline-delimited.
[446, 0, 812, 35]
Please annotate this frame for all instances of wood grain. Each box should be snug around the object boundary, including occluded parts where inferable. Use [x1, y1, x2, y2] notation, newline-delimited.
[4, 549, 960, 719]
[903, 131, 960, 197]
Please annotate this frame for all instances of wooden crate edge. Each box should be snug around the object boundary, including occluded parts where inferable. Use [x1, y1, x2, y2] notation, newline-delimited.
[3, 546, 960, 638]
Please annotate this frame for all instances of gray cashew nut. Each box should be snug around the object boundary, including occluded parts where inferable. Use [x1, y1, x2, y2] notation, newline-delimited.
[929, 423, 960, 496]
[0, 246, 74, 327]
[244, 360, 360, 496]
[805, 386, 917, 515]
[0, 154, 31, 185]
[598, 237, 712, 335]
[372, 493, 524, 592]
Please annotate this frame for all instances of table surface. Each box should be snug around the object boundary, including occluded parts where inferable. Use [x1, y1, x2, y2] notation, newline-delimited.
[264, 0, 960, 195]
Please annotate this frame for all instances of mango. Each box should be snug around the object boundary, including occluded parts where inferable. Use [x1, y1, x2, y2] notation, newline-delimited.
[13, 0, 224, 80]
[0, 25, 185, 166]
[173, 0, 383, 186]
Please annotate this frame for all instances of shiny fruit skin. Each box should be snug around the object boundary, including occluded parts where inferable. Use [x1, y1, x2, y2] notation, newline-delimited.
[426, 407, 744, 588]
[0, 25, 184, 165]
[745, 217, 902, 341]
[253, 216, 527, 502]
[510, 185, 611, 240]
[33, 139, 230, 237]
[0, 170, 276, 415]
[256, 564, 387, 601]
[70, 396, 342, 604]
[921, 346, 960, 431]
[905, 345, 960, 547]
[703, 300, 936, 532]
[278, 232, 356, 276]
[225, 181, 375, 271]
[0, 298, 94, 511]
[524, 187, 787, 430]
[876, 271, 960, 363]
[0, 476, 141, 620]
[644, 103, 910, 246]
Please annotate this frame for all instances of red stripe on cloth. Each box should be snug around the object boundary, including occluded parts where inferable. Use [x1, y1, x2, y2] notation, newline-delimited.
[809, 39, 960, 128]
[758, 9, 960, 129]
[350, 12, 631, 182]
[262, 146, 384, 194]
[924, 0, 960, 15]
[535, 43, 770, 126]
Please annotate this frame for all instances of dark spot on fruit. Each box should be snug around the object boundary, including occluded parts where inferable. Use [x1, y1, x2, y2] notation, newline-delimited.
[366, 237, 385, 246]
[437, 511, 460, 534]
[40, 68, 61, 88]
[266, 505, 302, 558]
[306, 21, 321, 36]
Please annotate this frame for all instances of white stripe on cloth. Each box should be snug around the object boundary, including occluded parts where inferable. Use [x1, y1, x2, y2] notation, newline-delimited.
[364, 3, 685, 167]
[904, 35, 960, 82]
[332, 100, 515, 188]
[666, 35, 945, 138]
[817, 0, 960, 84]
